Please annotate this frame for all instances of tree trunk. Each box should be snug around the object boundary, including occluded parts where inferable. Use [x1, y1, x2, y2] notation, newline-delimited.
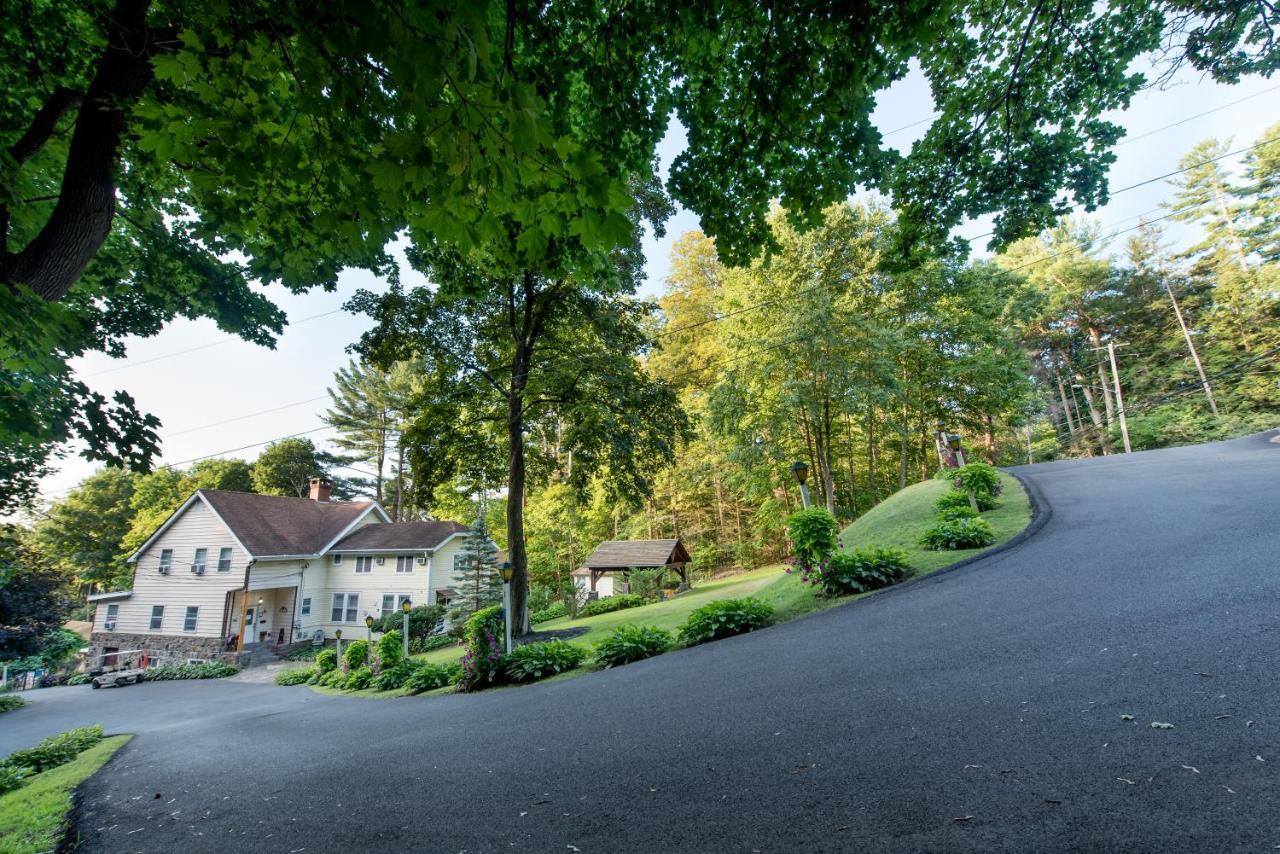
[2, 0, 164, 300]
[983, 414, 996, 463]
[866, 406, 878, 505]
[1089, 328, 1115, 425]
[506, 357, 530, 636]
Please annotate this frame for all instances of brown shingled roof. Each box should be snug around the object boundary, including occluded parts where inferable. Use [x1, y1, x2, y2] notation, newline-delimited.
[330, 519, 468, 552]
[200, 490, 377, 557]
[578, 538, 690, 570]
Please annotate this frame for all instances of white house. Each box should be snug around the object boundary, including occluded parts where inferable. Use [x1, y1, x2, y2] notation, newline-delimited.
[87, 478, 471, 664]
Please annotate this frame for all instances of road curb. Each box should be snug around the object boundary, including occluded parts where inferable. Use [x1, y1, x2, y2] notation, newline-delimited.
[849, 467, 1054, 600]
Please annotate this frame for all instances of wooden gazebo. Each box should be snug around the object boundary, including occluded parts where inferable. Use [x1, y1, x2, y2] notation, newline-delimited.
[574, 538, 693, 595]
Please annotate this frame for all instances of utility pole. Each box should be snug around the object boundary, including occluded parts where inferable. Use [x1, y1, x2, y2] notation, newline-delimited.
[1107, 341, 1132, 454]
[1165, 282, 1220, 417]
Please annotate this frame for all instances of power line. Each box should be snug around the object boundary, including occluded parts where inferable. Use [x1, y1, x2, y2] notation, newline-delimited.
[1114, 84, 1280, 147]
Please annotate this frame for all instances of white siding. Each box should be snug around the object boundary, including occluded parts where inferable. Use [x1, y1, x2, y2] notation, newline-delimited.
[573, 573, 615, 599]
[300, 551, 433, 639]
[427, 535, 470, 604]
[100, 498, 247, 637]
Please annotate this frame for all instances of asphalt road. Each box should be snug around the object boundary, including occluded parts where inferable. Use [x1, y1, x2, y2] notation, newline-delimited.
[6, 430, 1279, 852]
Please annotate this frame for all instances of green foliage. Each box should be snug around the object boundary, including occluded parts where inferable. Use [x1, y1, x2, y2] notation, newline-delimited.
[342, 640, 369, 671]
[936, 504, 980, 522]
[138, 662, 238, 681]
[370, 661, 418, 691]
[35, 629, 83, 671]
[343, 666, 374, 691]
[317, 669, 346, 688]
[821, 548, 913, 596]
[372, 605, 446, 639]
[578, 593, 647, 619]
[935, 489, 997, 513]
[314, 648, 337, 673]
[679, 598, 773, 646]
[409, 634, 457, 655]
[274, 668, 316, 687]
[953, 463, 1001, 498]
[5, 726, 104, 774]
[34, 468, 136, 592]
[251, 438, 354, 499]
[0, 526, 74, 660]
[0, 695, 25, 713]
[284, 645, 322, 662]
[786, 508, 840, 569]
[0, 763, 26, 795]
[376, 630, 404, 670]
[451, 510, 501, 624]
[405, 662, 462, 694]
[457, 605, 505, 692]
[65, 673, 92, 686]
[920, 517, 997, 550]
[593, 625, 672, 668]
[530, 602, 568, 624]
[503, 640, 587, 683]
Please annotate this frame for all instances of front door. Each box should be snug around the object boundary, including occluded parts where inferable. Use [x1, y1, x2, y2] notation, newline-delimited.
[241, 607, 255, 645]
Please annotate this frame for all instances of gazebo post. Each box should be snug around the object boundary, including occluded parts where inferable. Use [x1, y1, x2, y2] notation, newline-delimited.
[675, 562, 690, 593]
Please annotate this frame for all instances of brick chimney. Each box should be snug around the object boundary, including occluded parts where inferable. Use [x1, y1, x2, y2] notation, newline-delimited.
[309, 477, 333, 502]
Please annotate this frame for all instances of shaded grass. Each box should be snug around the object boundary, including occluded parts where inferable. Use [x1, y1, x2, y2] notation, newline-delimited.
[0, 735, 131, 854]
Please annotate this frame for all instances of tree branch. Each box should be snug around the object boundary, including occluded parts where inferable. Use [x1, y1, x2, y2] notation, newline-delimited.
[8, 86, 83, 165]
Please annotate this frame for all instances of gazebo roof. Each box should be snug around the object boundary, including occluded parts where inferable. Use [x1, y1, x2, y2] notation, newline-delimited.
[577, 538, 691, 572]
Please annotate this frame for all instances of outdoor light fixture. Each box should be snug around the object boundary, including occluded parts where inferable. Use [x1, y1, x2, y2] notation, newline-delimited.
[500, 562, 514, 583]
[400, 599, 412, 658]
[500, 562, 514, 655]
[790, 460, 810, 484]
[947, 434, 962, 451]
[364, 615, 374, 628]
[401, 599, 413, 614]
[334, 629, 342, 639]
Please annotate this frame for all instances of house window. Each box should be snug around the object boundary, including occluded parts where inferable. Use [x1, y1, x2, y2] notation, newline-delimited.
[217, 547, 233, 571]
[396, 555, 413, 573]
[183, 606, 199, 632]
[452, 554, 462, 573]
[435, 592, 451, 607]
[300, 598, 311, 616]
[104, 604, 119, 628]
[149, 605, 164, 631]
[331, 593, 359, 622]
[332, 554, 343, 565]
[192, 547, 208, 573]
[381, 593, 413, 616]
[158, 549, 173, 571]
[355, 556, 373, 574]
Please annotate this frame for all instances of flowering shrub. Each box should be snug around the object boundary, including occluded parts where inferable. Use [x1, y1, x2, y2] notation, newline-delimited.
[315, 648, 337, 672]
[457, 605, 505, 692]
[679, 598, 773, 646]
[577, 593, 646, 619]
[920, 516, 996, 550]
[274, 668, 316, 686]
[503, 640, 586, 683]
[593, 625, 672, 668]
[821, 548, 913, 595]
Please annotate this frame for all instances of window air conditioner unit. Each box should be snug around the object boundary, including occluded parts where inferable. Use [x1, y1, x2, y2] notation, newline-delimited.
[376, 557, 385, 566]
[158, 566, 171, 575]
[104, 622, 116, 631]
[417, 554, 428, 566]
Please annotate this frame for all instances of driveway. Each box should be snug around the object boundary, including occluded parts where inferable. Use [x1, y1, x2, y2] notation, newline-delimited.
[6, 430, 1279, 852]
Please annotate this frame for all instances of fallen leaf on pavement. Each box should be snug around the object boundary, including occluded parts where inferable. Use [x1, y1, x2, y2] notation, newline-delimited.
[1181, 765, 1200, 774]
[1118, 778, 1137, 785]
[953, 816, 973, 822]
[1151, 722, 1175, 729]
[1120, 715, 1134, 721]
[963, 765, 982, 769]
[1221, 786, 1236, 794]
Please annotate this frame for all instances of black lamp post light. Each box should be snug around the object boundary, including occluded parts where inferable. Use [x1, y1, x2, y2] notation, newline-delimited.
[401, 598, 412, 659]
[791, 460, 812, 509]
[500, 561, 514, 654]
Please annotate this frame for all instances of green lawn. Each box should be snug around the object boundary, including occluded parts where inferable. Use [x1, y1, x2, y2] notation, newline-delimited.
[319, 472, 1031, 697]
[0, 735, 131, 854]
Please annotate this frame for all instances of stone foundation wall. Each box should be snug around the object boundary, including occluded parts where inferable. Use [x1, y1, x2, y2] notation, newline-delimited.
[87, 631, 229, 666]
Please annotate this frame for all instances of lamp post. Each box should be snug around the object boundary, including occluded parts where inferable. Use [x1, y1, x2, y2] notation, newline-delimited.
[499, 561, 514, 655]
[948, 434, 979, 512]
[334, 628, 342, 665]
[364, 614, 374, 650]
[401, 599, 412, 659]
[933, 420, 947, 468]
[791, 460, 812, 509]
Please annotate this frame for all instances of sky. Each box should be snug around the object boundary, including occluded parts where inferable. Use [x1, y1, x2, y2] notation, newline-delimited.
[33, 62, 1279, 505]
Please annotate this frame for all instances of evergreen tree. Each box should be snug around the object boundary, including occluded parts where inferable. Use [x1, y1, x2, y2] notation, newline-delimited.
[451, 509, 502, 624]
[1242, 121, 1280, 263]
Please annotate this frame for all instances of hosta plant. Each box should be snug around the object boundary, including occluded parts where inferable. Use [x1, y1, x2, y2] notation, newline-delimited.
[820, 548, 913, 596]
[594, 625, 672, 668]
[503, 640, 587, 683]
[920, 516, 996, 550]
[679, 598, 773, 646]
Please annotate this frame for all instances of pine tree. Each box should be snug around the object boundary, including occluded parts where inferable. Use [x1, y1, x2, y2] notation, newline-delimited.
[451, 508, 502, 624]
[1242, 121, 1280, 264]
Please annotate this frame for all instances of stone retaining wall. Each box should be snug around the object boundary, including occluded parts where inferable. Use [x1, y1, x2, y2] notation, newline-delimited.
[87, 631, 229, 666]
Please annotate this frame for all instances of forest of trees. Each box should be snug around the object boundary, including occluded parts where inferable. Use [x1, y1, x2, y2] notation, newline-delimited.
[5, 123, 1277, 633]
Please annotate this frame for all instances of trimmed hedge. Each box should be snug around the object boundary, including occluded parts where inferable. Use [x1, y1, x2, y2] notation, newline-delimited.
[577, 593, 646, 619]
[679, 598, 773, 646]
[593, 625, 671, 668]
